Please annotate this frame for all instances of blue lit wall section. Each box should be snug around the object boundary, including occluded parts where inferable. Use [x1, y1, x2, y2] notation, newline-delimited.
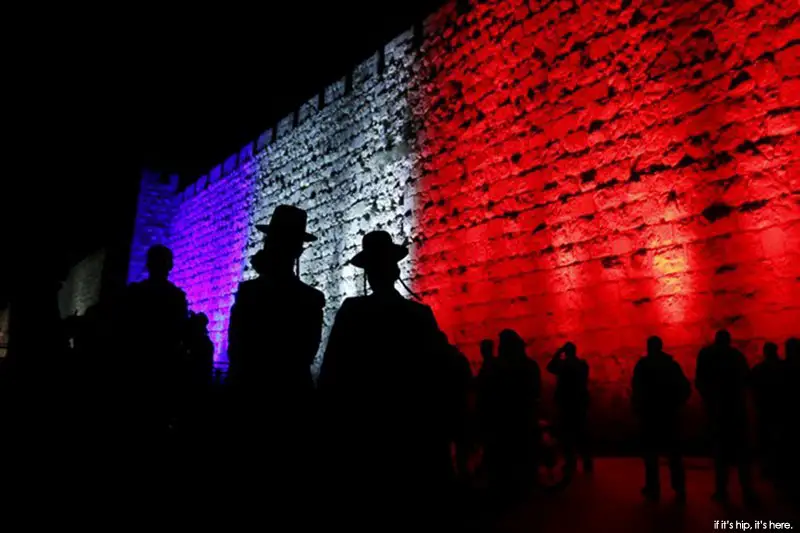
[127, 161, 255, 369]
[167, 166, 255, 368]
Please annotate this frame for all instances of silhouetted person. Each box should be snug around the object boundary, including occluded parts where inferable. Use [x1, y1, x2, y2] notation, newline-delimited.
[785, 338, 800, 408]
[475, 339, 495, 462]
[75, 296, 119, 448]
[479, 339, 494, 372]
[787, 337, 800, 366]
[185, 311, 214, 390]
[2, 252, 73, 488]
[226, 205, 324, 506]
[4, 255, 70, 375]
[780, 337, 800, 497]
[182, 311, 214, 431]
[632, 336, 691, 502]
[484, 329, 541, 498]
[440, 333, 473, 483]
[228, 207, 323, 392]
[120, 244, 188, 436]
[750, 342, 785, 478]
[318, 230, 453, 527]
[547, 341, 592, 474]
[695, 329, 757, 504]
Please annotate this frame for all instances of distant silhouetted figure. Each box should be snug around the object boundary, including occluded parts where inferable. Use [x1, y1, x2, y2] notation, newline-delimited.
[226, 206, 324, 503]
[4, 255, 70, 375]
[780, 337, 800, 497]
[479, 339, 494, 377]
[547, 341, 592, 474]
[2, 253, 73, 490]
[750, 342, 785, 477]
[78, 296, 120, 443]
[182, 311, 214, 431]
[441, 333, 473, 483]
[121, 244, 188, 435]
[785, 338, 800, 407]
[185, 311, 214, 390]
[787, 337, 799, 366]
[695, 329, 757, 504]
[476, 339, 495, 456]
[318, 230, 453, 527]
[484, 329, 541, 497]
[632, 336, 691, 502]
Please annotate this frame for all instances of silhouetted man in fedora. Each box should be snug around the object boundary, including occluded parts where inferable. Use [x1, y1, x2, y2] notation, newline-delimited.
[318, 230, 454, 528]
[226, 205, 324, 508]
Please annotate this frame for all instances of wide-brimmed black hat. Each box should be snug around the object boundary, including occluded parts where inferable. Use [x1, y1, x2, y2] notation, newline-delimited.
[256, 205, 317, 242]
[348, 230, 408, 269]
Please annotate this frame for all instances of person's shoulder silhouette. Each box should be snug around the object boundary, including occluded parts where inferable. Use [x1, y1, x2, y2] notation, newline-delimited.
[633, 337, 690, 414]
[293, 276, 325, 308]
[320, 231, 441, 391]
[397, 293, 437, 322]
[125, 245, 187, 321]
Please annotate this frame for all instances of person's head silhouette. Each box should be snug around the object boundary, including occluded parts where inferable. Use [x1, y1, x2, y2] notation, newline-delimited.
[348, 230, 408, 295]
[714, 329, 732, 347]
[563, 341, 577, 359]
[647, 336, 663, 356]
[763, 341, 778, 361]
[256, 205, 317, 273]
[146, 245, 173, 281]
[787, 337, 799, 362]
[498, 329, 525, 361]
[480, 339, 494, 361]
[189, 311, 209, 330]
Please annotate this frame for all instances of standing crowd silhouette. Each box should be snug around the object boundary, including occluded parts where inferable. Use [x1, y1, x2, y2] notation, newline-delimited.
[2, 204, 798, 527]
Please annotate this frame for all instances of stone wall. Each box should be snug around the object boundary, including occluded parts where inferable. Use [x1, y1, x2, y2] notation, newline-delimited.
[128, 0, 799, 443]
[411, 0, 799, 440]
[58, 249, 106, 318]
[129, 31, 420, 371]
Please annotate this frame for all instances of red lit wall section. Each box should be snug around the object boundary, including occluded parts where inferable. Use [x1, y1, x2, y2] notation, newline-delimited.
[411, 0, 800, 422]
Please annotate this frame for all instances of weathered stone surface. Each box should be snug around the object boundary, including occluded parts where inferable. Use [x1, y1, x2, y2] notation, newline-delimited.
[127, 0, 800, 442]
[59, 249, 106, 318]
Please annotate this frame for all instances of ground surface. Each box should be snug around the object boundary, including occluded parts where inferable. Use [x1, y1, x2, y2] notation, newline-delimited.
[489, 458, 797, 533]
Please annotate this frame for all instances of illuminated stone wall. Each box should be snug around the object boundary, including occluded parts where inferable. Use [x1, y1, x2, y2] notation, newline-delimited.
[413, 0, 799, 438]
[58, 249, 106, 318]
[128, 0, 799, 441]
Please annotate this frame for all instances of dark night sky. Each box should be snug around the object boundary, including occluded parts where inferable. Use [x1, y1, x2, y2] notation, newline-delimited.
[29, 1, 445, 257]
[3, 1, 445, 306]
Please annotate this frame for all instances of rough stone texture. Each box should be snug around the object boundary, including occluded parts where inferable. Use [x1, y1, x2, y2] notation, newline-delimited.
[412, 0, 799, 438]
[166, 161, 255, 364]
[246, 29, 419, 374]
[128, 0, 799, 441]
[58, 249, 106, 318]
[128, 171, 179, 284]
